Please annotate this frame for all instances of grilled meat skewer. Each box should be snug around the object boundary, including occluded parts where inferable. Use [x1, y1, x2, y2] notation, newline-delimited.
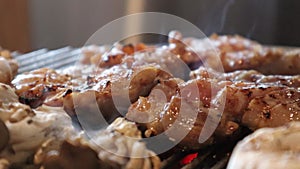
[127, 68, 300, 150]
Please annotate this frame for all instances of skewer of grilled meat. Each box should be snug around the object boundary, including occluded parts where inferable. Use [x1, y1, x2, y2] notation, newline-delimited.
[11, 64, 172, 125]
[63, 64, 173, 125]
[184, 33, 300, 75]
[81, 30, 203, 71]
[126, 68, 300, 151]
[191, 66, 300, 88]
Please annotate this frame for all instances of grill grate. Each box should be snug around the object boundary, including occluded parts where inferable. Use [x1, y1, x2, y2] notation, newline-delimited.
[14, 47, 82, 73]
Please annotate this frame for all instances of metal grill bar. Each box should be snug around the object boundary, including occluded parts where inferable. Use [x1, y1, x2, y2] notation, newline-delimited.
[14, 47, 82, 73]
[14, 48, 48, 62]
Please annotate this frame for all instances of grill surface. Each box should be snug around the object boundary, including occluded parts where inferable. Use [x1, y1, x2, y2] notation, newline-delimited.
[12, 47, 262, 169]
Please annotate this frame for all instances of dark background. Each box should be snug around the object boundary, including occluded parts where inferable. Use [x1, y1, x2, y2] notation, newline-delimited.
[1, 0, 299, 52]
[143, 0, 300, 46]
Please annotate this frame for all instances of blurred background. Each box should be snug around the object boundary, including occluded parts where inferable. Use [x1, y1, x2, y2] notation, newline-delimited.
[1, 0, 299, 52]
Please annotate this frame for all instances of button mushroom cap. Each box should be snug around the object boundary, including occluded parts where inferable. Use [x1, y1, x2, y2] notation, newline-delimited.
[0, 120, 9, 152]
[0, 83, 18, 103]
[0, 158, 9, 169]
[228, 122, 300, 169]
[0, 98, 77, 165]
[0, 83, 34, 123]
[33, 117, 161, 169]
[35, 139, 104, 169]
[0, 58, 13, 84]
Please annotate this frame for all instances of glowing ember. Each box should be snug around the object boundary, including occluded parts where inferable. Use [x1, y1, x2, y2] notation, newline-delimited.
[181, 153, 198, 165]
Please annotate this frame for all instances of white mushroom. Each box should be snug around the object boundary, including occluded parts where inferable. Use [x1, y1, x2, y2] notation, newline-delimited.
[228, 122, 300, 169]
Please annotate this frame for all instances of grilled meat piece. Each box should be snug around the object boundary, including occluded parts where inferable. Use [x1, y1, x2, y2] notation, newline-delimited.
[63, 64, 172, 125]
[167, 31, 201, 68]
[254, 49, 300, 75]
[126, 78, 225, 149]
[81, 43, 148, 68]
[12, 68, 73, 108]
[242, 88, 300, 130]
[126, 77, 183, 125]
